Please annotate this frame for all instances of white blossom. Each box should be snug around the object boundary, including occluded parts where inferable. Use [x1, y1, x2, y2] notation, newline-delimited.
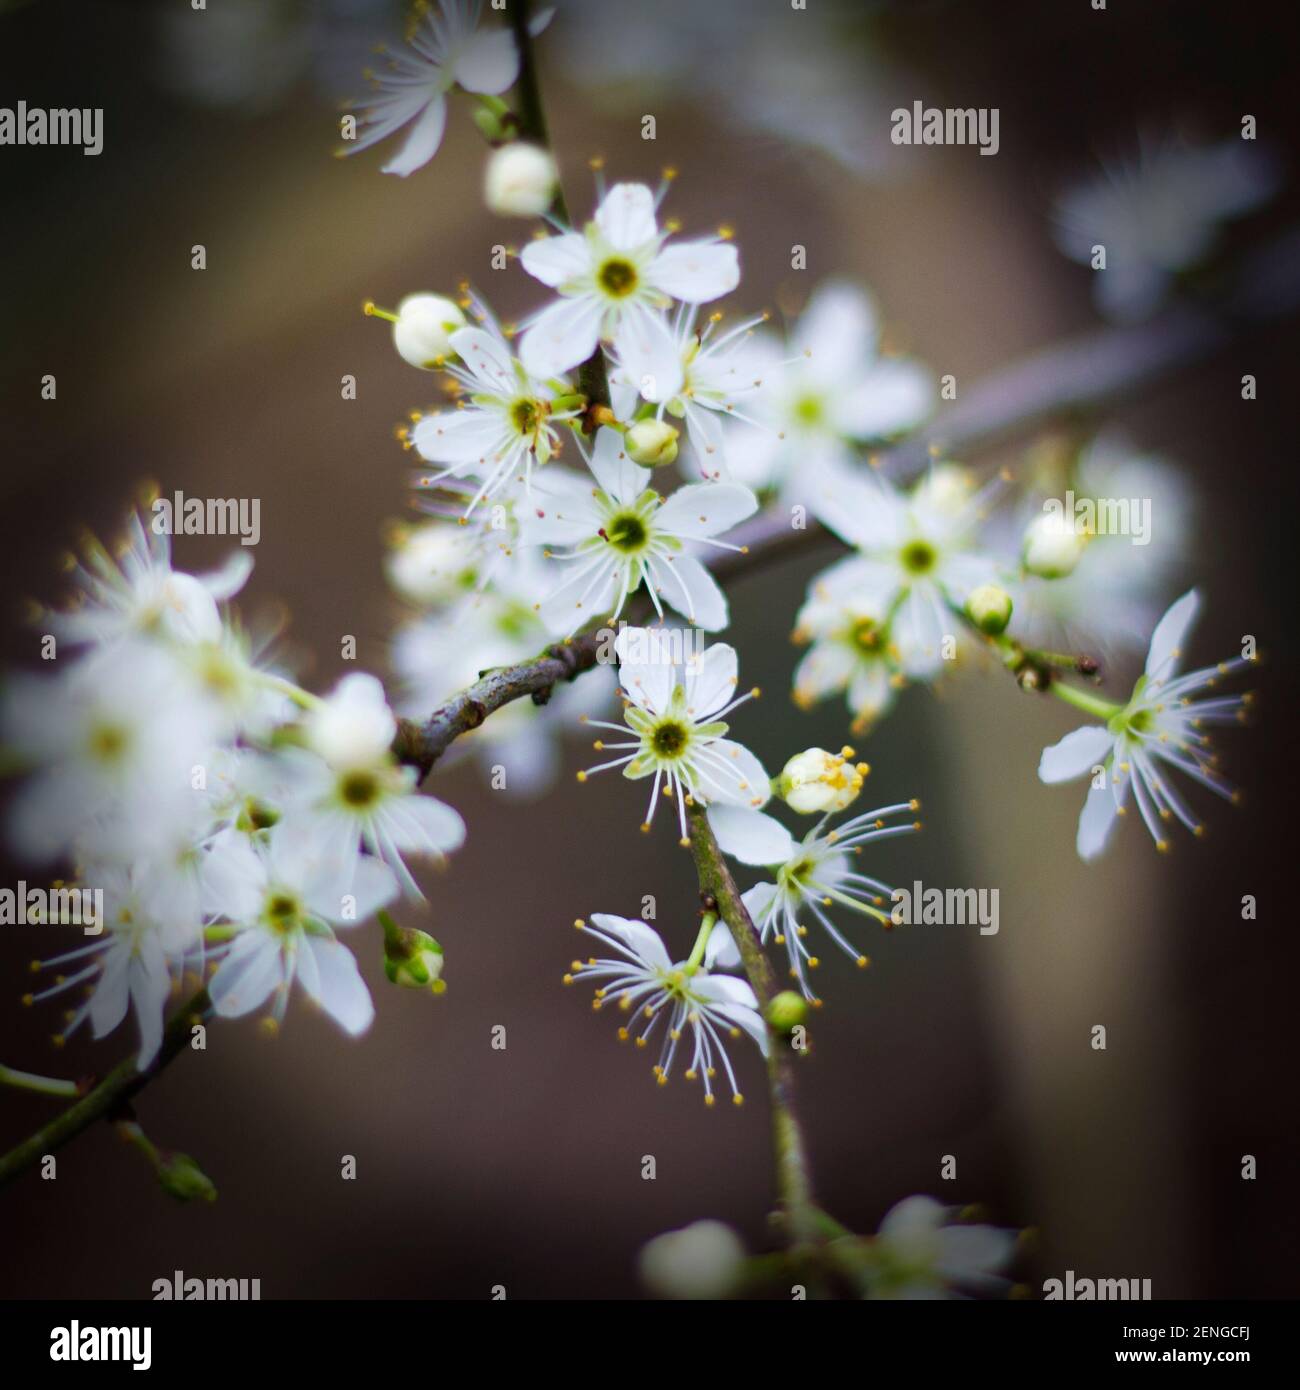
[518, 181, 739, 380]
[343, 0, 525, 178]
[805, 462, 1004, 680]
[1038, 589, 1251, 861]
[522, 427, 757, 635]
[201, 826, 395, 1035]
[578, 626, 769, 841]
[566, 913, 767, 1105]
[710, 800, 918, 1000]
[411, 319, 580, 513]
[865, 1196, 1016, 1299]
[721, 281, 933, 498]
[1052, 136, 1279, 321]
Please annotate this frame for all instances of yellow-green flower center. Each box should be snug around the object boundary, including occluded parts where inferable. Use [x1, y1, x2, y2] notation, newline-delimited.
[597, 257, 639, 298]
[900, 539, 937, 575]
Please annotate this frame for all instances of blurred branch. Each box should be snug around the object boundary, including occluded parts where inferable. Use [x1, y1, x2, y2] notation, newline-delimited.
[0, 990, 209, 1191]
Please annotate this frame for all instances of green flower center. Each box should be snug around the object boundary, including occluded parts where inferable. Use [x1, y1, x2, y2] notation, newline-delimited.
[340, 770, 381, 807]
[650, 720, 689, 758]
[597, 257, 639, 298]
[1126, 707, 1154, 736]
[510, 397, 543, 435]
[87, 722, 129, 763]
[794, 394, 824, 426]
[850, 618, 881, 655]
[606, 511, 648, 553]
[900, 540, 937, 575]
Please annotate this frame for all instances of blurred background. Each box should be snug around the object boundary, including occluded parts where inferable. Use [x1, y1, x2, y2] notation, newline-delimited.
[0, 0, 1296, 1299]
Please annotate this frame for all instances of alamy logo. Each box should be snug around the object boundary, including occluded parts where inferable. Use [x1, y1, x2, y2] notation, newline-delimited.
[1043, 1270, 1152, 1300]
[152, 1269, 261, 1300]
[1043, 491, 1151, 545]
[595, 622, 706, 667]
[890, 101, 1000, 156]
[890, 881, 1000, 935]
[1, 882, 102, 935]
[1, 103, 103, 156]
[49, 1323, 150, 1370]
[151, 491, 261, 546]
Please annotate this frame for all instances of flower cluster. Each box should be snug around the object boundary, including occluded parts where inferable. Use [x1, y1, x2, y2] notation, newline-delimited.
[4, 509, 464, 1064]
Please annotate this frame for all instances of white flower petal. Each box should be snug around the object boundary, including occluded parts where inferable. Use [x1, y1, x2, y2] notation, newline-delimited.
[209, 932, 285, 1020]
[650, 241, 740, 302]
[1144, 588, 1199, 681]
[833, 358, 934, 439]
[585, 425, 650, 501]
[594, 182, 659, 252]
[520, 230, 591, 288]
[612, 306, 684, 402]
[697, 738, 769, 808]
[519, 295, 604, 378]
[589, 912, 672, 972]
[683, 641, 738, 717]
[1077, 775, 1125, 862]
[412, 408, 507, 466]
[380, 95, 448, 178]
[708, 805, 794, 866]
[448, 325, 516, 395]
[654, 553, 727, 630]
[703, 918, 741, 969]
[1038, 725, 1114, 784]
[300, 935, 375, 1036]
[654, 482, 757, 539]
[451, 26, 519, 95]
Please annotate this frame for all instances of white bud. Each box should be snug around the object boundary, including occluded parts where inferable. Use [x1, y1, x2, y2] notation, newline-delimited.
[1023, 511, 1087, 578]
[638, 1220, 745, 1300]
[483, 142, 558, 217]
[625, 418, 680, 466]
[965, 583, 1014, 635]
[778, 747, 867, 815]
[913, 463, 973, 518]
[392, 294, 465, 370]
[306, 673, 397, 769]
[385, 523, 479, 606]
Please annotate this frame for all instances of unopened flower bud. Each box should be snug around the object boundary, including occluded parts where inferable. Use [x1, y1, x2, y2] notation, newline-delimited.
[381, 913, 446, 992]
[156, 1151, 217, 1204]
[638, 1220, 745, 1300]
[966, 583, 1014, 635]
[766, 990, 808, 1034]
[484, 141, 558, 217]
[392, 293, 465, 369]
[777, 747, 867, 815]
[1023, 511, 1087, 579]
[626, 419, 680, 466]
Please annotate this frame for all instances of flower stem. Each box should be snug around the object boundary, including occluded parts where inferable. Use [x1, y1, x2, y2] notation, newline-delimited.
[507, 0, 611, 419]
[1051, 681, 1122, 721]
[0, 1063, 79, 1100]
[686, 803, 819, 1245]
[0, 989, 210, 1190]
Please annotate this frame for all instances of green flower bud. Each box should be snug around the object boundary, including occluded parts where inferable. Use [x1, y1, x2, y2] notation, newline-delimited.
[625, 419, 680, 466]
[965, 583, 1014, 635]
[766, 990, 809, 1034]
[156, 1152, 217, 1204]
[381, 913, 446, 992]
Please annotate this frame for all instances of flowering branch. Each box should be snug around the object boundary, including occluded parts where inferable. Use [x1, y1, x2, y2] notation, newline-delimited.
[0, 989, 210, 1190]
[686, 802, 819, 1247]
[393, 631, 604, 779]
